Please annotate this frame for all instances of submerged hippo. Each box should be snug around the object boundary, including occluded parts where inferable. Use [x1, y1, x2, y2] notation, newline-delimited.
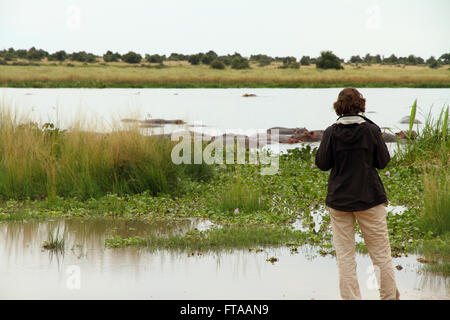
[267, 127, 299, 135]
[382, 132, 397, 143]
[399, 116, 422, 124]
[395, 130, 417, 140]
[121, 118, 186, 125]
[211, 134, 266, 149]
[278, 129, 323, 144]
[294, 130, 324, 142]
[140, 119, 186, 125]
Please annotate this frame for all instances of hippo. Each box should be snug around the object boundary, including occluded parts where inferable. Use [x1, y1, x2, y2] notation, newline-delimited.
[277, 135, 297, 144]
[289, 127, 309, 139]
[382, 132, 397, 143]
[395, 130, 417, 140]
[399, 116, 422, 124]
[140, 119, 185, 125]
[121, 118, 140, 123]
[267, 127, 299, 135]
[139, 123, 164, 128]
[211, 134, 266, 149]
[298, 130, 324, 142]
[277, 129, 323, 144]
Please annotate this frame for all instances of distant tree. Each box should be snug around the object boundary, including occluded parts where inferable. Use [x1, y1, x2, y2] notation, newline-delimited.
[407, 55, 417, 65]
[230, 52, 243, 59]
[300, 56, 311, 66]
[349, 55, 363, 63]
[231, 56, 250, 69]
[145, 54, 166, 63]
[121, 51, 142, 64]
[315, 51, 343, 70]
[438, 53, 450, 64]
[200, 50, 218, 65]
[210, 59, 225, 69]
[26, 47, 48, 61]
[168, 53, 189, 61]
[363, 53, 373, 64]
[280, 56, 297, 64]
[48, 50, 67, 62]
[383, 54, 398, 64]
[188, 54, 202, 65]
[103, 51, 121, 62]
[0, 49, 15, 61]
[426, 56, 439, 69]
[16, 49, 27, 59]
[218, 55, 233, 66]
[372, 54, 382, 64]
[69, 51, 97, 63]
[250, 54, 273, 66]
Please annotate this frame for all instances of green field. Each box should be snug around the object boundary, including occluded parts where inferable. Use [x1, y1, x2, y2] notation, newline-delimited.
[1, 62, 449, 88]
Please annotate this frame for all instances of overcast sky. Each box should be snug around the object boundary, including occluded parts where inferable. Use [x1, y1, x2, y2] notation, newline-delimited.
[1, 0, 449, 59]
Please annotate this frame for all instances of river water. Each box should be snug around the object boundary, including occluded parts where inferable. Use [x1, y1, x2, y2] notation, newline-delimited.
[0, 218, 448, 300]
[1, 88, 449, 134]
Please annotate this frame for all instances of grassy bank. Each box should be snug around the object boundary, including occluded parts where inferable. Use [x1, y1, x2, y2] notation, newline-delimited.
[0, 109, 212, 200]
[1, 64, 449, 88]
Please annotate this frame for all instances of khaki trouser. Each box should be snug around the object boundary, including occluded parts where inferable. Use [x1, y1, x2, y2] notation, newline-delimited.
[328, 204, 400, 300]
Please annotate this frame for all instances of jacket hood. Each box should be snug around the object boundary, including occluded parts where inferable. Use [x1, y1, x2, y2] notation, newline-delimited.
[333, 115, 368, 145]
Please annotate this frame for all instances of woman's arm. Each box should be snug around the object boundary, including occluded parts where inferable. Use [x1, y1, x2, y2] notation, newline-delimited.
[315, 126, 334, 171]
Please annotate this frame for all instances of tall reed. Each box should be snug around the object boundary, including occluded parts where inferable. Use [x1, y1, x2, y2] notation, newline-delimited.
[0, 108, 181, 199]
[420, 169, 450, 235]
[393, 104, 449, 165]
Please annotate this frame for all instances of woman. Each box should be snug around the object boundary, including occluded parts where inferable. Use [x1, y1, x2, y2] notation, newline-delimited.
[315, 87, 400, 300]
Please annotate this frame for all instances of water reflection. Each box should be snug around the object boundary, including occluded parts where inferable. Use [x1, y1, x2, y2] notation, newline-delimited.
[0, 218, 448, 299]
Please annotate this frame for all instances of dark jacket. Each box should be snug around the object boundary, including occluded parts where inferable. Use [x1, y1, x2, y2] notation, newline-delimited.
[315, 115, 390, 212]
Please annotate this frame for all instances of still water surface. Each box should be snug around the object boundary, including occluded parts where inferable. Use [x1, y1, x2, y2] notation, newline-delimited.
[0, 218, 448, 299]
[1, 88, 449, 134]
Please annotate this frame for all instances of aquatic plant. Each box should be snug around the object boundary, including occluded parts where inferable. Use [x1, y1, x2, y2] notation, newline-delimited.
[393, 104, 449, 165]
[42, 227, 65, 252]
[105, 225, 308, 251]
[417, 233, 450, 276]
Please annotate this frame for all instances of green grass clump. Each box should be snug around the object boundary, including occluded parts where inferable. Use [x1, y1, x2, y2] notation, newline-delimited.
[42, 228, 65, 252]
[216, 178, 266, 214]
[105, 225, 308, 251]
[420, 169, 450, 235]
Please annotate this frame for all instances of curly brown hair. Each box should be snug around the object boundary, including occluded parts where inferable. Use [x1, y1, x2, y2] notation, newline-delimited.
[333, 87, 366, 116]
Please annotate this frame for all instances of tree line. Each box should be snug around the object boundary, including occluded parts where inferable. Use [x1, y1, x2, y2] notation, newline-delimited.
[1, 47, 449, 70]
